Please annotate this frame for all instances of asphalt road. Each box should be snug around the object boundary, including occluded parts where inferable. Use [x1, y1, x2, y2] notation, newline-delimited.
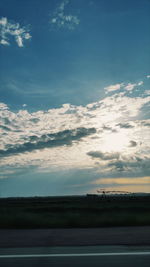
[0, 246, 150, 267]
[1, 226, 150, 247]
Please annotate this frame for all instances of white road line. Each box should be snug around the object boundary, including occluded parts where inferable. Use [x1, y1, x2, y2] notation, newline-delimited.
[0, 252, 150, 258]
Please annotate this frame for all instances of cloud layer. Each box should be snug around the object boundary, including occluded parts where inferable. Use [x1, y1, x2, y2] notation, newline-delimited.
[0, 79, 150, 185]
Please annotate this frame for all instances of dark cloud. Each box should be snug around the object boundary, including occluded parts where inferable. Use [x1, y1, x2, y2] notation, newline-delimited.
[108, 160, 127, 171]
[129, 140, 137, 147]
[141, 121, 150, 127]
[87, 151, 120, 160]
[0, 125, 11, 131]
[102, 125, 112, 131]
[29, 118, 40, 123]
[0, 127, 96, 157]
[87, 150, 150, 175]
[2, 117, 11, 125]
[100, 125, 117, 133]
[96, 125, 116, 134]
[108, 157, 150, 173]
[116, 123, 134, 128]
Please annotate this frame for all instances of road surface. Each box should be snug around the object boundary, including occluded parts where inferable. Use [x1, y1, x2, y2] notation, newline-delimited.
[0, 226, 150, 247]
[0, 246, 150, 267]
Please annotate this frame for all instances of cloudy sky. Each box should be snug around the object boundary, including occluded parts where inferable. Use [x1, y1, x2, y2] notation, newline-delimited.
[0, 0, 150, 197]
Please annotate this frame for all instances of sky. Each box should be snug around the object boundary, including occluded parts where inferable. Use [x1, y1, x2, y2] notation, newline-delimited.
[0, 0, 150, 197]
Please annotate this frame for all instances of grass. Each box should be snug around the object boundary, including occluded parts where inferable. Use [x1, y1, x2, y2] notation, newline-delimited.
[0, 195, 150, 228]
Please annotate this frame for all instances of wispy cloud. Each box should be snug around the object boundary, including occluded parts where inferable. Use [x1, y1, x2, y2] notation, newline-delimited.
[104, 83, 124, 92]
[0, 17, 31, 47]
[50, 0, 80, 30]
[124, 81, 143, 91]
[105, 81, 144, 93]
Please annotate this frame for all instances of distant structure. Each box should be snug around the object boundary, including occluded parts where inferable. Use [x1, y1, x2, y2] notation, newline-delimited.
[97, 189, 130, 197]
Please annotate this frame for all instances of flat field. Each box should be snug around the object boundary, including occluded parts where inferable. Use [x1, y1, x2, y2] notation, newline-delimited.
[0, 195, 150, 228]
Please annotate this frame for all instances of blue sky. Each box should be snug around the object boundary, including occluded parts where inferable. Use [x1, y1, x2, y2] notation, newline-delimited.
[0, 0, 150, 196]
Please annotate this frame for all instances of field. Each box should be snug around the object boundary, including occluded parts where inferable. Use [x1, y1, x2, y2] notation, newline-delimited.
[0, 195, 150, 228]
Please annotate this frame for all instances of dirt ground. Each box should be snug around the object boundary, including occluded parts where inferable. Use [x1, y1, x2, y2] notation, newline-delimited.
[0, 226, 150, 248]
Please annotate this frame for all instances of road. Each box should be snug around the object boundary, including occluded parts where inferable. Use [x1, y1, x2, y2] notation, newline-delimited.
[0, 246, 150, 267]
[0, 226, 150, 247]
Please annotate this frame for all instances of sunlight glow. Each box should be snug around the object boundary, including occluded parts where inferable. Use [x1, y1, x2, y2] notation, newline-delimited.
[100, 132, 130, 152]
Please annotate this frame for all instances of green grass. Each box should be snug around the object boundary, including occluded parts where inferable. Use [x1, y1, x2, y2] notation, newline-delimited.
[0, 195, 150, 228]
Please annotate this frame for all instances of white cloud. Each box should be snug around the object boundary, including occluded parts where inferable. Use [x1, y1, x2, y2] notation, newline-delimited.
[144, 90, 150, 95]
[105, 80, 144, 93]
[15, 35, 23, 47]
[138, 81, 143, 86]
[147, 75, 150, 79]
[124, 83, 136, 91]
[0, 17, 31, 47]
[0, 103, 9, 110]
[104, 83, 124, 92]
[0, 39, 9, 45]
[124, 81, 143, 91]
[0, 17, 7, 26]
[24, 33, 31, 40]
[50, 0, 80, 30]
